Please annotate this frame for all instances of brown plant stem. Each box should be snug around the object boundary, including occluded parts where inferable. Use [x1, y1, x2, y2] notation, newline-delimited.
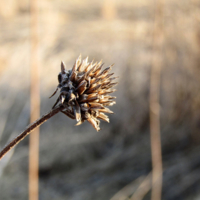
[149, 0, 164, 199]
[0, 106, 64, 161]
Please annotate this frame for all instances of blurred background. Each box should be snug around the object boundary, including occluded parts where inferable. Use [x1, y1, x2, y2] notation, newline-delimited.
[0, 0, 200, 199]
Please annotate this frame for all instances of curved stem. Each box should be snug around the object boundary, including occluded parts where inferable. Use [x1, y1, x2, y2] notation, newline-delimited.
[0, 105, 64, 161]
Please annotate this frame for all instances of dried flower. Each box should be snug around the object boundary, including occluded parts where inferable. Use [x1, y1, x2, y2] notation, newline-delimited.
[50, 55, 118, 131]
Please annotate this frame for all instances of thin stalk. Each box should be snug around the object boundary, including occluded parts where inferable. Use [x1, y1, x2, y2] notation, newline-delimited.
[150, 0, 164, 199]
[130, 173, 152, 200]
[29, 0, 40, 198]
[0, 106, 64, 161]
[102, 0, 116, 20]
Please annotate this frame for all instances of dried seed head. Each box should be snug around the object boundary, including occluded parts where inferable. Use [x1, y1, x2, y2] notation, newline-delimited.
[50, 56, 118, 131]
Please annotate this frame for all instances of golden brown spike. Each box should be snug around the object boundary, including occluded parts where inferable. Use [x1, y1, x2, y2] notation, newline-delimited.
[61, 61, 66, 74]
[79, 93, 99, 103]
[84, 62, 95, 73]
[52, 98, 60, 109]
[85, 84, 101, 94]
[86, 65, 97, 78]
[76, 73, 87, 85]
[87, 117, 100, 131]
[103, 73, 114, 80]
[75, 120, 84, 126]
[98, 89, 116, 95]
[98, 107, 114, 114]
[106, 95, 116, 100]
[79, 94, 88, 102]
[78, 56, 88, 72]
[70, 71, 77, 82]
[87, 93, 98, 98]
[102, 101, 116, 106]
[71, 55, 81, 74]
[92, 63, 104, 77]
[104, 82, 118, 89]
[97, 113, 109, 123]
[93, 60, 102, 71]
[88, 83, 98, 90]
[89, 102, 105, 109]
[98, 98, 110, 103]
[49, 87, 58, 98]
[86, 96, 98, 102]
[101, 80, 111, 88]
[80, 103, 90, 111]
[108, 76, 119, 81]
[73, 100, 81, 122]
[90, 77, 101, 85]
[97, 66, 113, 79]
[76, 80, 87, 95]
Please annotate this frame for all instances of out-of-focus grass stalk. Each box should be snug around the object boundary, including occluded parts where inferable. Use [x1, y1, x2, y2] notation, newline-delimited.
[149, 0, 164, 200]
[102, 0, 116, 20]
[29, 0, 40, 199]
[110, 176, 145, 200]
[109, 174, 151, 200]
[130, 173, 152, 200]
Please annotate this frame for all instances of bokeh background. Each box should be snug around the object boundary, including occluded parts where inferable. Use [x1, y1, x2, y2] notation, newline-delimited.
[0, 0, 200, 199]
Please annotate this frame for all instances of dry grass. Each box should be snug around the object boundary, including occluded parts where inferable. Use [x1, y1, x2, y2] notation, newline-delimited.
[0, 0, 200, 200]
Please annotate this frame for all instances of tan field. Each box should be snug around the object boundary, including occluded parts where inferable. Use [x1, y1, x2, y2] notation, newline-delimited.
[0, 0, 200, 199]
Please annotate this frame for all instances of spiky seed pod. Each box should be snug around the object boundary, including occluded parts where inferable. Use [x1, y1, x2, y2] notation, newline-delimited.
[50, 55, 118, 131]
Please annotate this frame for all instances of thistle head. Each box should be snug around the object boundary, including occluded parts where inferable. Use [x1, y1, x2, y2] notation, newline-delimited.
[50, 55, 118, 131]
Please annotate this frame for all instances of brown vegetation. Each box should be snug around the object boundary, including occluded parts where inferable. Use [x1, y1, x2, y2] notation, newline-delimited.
[0, 0, 200, 200]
